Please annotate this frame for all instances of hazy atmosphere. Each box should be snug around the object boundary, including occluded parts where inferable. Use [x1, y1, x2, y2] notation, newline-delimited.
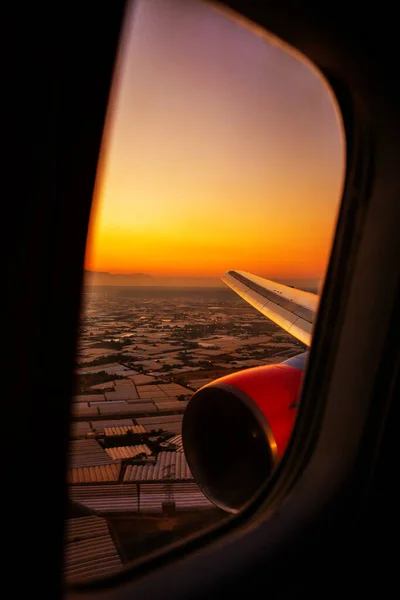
[85, 0, 344, 284]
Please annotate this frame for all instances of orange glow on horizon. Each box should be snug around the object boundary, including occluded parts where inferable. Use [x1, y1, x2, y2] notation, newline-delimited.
[85, 0, 345, 282]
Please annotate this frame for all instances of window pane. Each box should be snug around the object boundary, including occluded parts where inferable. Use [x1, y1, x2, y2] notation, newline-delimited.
[65, 0, 344, 585]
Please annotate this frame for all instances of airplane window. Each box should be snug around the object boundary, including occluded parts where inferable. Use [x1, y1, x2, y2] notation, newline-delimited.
[65, 0, 344, 585]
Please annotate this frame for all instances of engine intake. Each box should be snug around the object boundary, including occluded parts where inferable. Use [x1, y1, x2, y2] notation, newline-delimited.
[182, 362, 304, 514]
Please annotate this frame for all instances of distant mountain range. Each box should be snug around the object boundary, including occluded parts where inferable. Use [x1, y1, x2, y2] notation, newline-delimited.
[83, 270, 224, 287]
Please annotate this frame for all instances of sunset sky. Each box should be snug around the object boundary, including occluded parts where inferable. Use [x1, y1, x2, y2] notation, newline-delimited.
[85, 0, 345, 284]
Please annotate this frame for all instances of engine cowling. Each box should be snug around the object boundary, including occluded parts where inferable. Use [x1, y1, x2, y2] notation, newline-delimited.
[182, 354, 307, 514]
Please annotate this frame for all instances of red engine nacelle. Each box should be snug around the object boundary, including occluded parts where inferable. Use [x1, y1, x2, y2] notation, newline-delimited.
[182, 359, 305, 514]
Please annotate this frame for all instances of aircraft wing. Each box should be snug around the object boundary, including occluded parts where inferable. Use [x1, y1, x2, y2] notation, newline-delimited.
[221, 270, 319, 347]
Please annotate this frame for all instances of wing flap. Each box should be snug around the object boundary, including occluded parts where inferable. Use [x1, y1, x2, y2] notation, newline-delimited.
[288, 317, 313, 343]
[222, 270, 318, 347]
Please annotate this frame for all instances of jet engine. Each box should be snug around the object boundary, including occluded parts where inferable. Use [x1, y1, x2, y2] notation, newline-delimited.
[182, 354, 307, 514]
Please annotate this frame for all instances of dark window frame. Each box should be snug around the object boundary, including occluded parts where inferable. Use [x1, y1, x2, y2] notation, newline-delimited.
[2, 2, 398, 599]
